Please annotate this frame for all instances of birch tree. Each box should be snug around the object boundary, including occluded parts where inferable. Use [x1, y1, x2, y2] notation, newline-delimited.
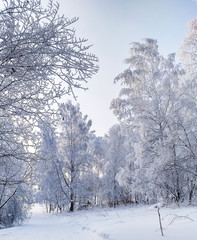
[110, 39, 192, 204]
[55, 102, 93, 212]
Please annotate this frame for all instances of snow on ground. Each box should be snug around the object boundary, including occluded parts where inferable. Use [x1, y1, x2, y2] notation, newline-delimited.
[1, 204, 197, 240]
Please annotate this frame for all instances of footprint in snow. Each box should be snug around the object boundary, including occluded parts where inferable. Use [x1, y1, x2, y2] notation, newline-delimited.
[82, 226, 90, 231]
[99, 232, 110, 239]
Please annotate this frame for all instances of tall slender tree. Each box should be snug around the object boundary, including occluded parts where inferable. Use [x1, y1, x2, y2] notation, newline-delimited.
[55, 102, 93, 212]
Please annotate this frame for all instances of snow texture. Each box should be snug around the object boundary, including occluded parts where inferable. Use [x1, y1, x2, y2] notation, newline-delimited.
[1, 204, 197, 240]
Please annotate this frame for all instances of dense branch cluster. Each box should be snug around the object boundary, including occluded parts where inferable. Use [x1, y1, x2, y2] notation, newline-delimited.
[0, 0, 98, 227]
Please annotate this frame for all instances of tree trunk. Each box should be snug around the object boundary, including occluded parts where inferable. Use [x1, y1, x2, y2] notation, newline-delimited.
[69, 191, 74, 212]
[70, 201, 74, 212]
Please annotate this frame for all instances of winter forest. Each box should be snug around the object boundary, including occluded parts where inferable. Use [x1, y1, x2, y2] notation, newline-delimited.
[1, 0, 197, 232]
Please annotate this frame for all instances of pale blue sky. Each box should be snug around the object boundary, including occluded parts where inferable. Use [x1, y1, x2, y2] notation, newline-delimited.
[45, 0, 197, 136]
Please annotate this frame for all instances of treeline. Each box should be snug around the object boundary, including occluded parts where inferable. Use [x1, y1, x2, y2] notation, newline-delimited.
[37, 21, 197, 211]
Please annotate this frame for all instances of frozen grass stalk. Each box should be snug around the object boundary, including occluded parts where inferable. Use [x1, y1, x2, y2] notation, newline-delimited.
[157, 207, 164, 236]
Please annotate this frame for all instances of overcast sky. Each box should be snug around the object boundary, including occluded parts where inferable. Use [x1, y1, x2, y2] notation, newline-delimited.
[45, 0, 197, 136]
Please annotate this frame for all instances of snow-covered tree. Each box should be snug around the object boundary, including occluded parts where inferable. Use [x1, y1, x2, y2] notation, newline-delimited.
[179, 18, 197, 78]
[35, 120, 64, 212]
[0, 119, 33, 227]
[110, 38, 197, 205]
[178, 16, 197, 203]
[87, 135, 107, 206]
[54, 102, 93, 212]
[0, 0, 98, 114]
[116, 124, 138, 204]
[103, 124, 127, 207]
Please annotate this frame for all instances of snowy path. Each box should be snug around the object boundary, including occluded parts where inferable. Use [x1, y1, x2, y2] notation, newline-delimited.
[1, 204, 197, 240]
